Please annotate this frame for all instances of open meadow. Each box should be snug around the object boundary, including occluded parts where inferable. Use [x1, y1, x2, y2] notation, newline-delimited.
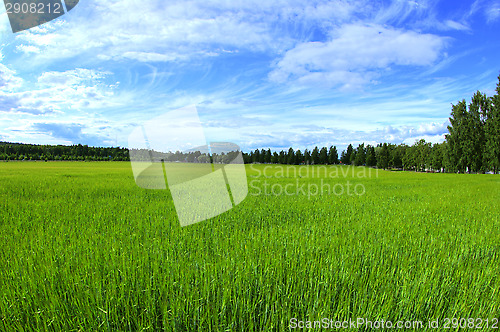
[0, 162, 499, 331]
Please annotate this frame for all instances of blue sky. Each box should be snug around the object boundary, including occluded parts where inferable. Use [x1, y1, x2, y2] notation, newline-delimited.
[1, 0, 499, 152]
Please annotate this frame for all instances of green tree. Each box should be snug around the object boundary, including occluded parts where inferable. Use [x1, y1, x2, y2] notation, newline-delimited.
[341, 144, 354, 164]
[365, 145, 376, 167]
[260, 149, 266, 163]
[468, 91, 489, 172]
[349, 149, 356, 165]
[287, 148, 295, 165]
[377, 143, 389, 170]
[390, 144, 406, 169]
[446, 100, 468, 173]
[446, 92, 489, 173]
[252, 149, 260, 163]
[414, 139, 432, 172]
[353, 143, 366, 166]
[319, 147, 328, 164]
[311, 146, 320, 164]
[402, 145, 416, 171]
[265, 149, 272, 163]
[304, 149, 311, 165]
[485, 75, 500, 173]
[279, 150, 286, 164]
[271, 152, 279, 164]
[295, 150, 303, 165]
[328, 146, 338, 164]
[430, 142, 446, 172]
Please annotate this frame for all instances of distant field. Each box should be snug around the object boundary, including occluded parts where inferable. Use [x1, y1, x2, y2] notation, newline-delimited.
[0, 162, 499, 331]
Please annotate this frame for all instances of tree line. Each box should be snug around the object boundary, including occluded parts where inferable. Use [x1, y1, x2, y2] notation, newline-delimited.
[1, 75, 499, 173]
[241, 140, 450, 172]
[0, 143, 129, 161]
[129, 148, 240, 164]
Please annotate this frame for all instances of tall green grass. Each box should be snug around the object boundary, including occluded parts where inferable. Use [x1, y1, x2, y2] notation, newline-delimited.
[0, 162, 499, 331]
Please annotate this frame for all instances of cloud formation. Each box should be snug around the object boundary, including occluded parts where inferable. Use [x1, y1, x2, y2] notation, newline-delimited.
[269, 24, 447, 90]
[0, 61, 23, 91]
[1, 0, 499, 150]
[485, 2, 500, 22]
[0, 66, 116, 116]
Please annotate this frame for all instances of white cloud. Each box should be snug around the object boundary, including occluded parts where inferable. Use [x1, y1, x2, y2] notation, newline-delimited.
[378, 121, 448, 144]
[443, 20, 470, 31]
[466, 0, 500, 23]
[0, 67, 117, 115]
[37, 68, 111, 87]
[12, 0, 289, 62]
[485, 3, 500, 22]
[8, 0, 379, 65]
[269, 23, 447, 89]
[119, 52, 185, 63]
[0, 57, 23, 91]
[15, 44, 42, 54]
[373, 0, 428, 25]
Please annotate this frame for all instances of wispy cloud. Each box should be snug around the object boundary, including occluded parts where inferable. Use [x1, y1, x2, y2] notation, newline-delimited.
[443, 20, 470, 31]
[466, 0, 500, 23]
[12, 0, 293, 63]
[373, 0, 428, 25]
[485, 2, 500, 22]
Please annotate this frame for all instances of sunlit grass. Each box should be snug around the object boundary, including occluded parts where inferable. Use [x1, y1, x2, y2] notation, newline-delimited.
[0, 162, 499, 331]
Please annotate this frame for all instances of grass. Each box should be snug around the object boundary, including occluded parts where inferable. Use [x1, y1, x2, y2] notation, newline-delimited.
[0, 162, 499, 331]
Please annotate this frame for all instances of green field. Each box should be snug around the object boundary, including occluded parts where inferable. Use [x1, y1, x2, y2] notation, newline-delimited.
[0, 162, 499, 331]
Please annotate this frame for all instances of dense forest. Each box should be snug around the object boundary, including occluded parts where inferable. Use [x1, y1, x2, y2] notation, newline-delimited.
[1, 76, 499, 174]
[0, 142, 129, 161]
